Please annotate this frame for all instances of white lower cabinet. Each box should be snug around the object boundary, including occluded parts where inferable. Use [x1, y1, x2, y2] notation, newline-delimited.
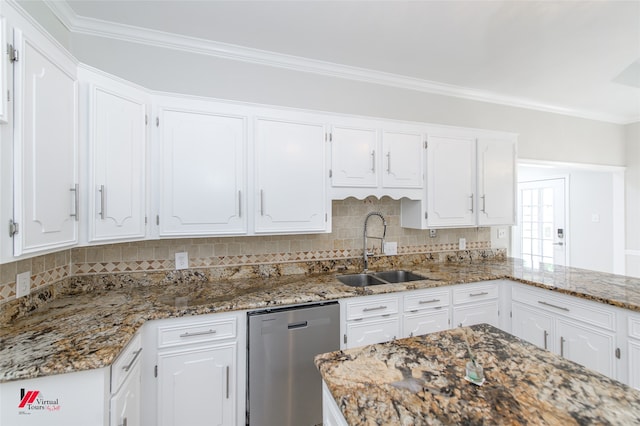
[341, 294, 400, 349]
[627, 313, 640, 390]
[146, 312, 245, 426]
[511, 283, 617, 378]
[110, 360, 141, 426]
[402, 288, 450, 338]
[452, 281, 500, 328]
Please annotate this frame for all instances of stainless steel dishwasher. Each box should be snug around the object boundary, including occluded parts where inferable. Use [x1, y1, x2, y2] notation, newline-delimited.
[247, 301, 340, 426]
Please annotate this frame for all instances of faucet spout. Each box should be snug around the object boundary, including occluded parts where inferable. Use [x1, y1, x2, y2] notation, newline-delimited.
[363, 211, 387, 272]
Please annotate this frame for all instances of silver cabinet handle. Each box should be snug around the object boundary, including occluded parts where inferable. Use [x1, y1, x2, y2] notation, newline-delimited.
[99, 185, 106, 220]
[543, 330, 548, 350]
[469, 291, 489, 297]
[119, 418, 127, 426]
[469, 194, 474, 213]
[122, 348, 142, 372]
[179, 329, 217, 338]
[260, 190, 264, 216]
[371, 150, 376, 172]
[560, 336, 566, 357]
[226, 366, 230, 399]
[538, 301, 570, 311]
[553, 242, 564, 246]
[418, 299, 440, 305]
[481, 195, 486, 213]
[70, 184, 79, 220]
[386, 152, 391, 173]
[363, 305, 387, 312]
[238, 190, 242, 218]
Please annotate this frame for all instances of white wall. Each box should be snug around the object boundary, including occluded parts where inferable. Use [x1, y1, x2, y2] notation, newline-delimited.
[626, 122, 640, 277]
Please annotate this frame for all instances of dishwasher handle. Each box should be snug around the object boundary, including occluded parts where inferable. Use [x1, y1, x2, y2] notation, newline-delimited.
[288, 321, 308, 330]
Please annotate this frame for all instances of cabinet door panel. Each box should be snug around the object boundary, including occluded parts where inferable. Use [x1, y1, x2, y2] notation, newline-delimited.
[403, 309, 450, 338]
[13, 29, 78, 255]
[556, 319, 615, 377]
[382, 131, 423, 188]
[511, 302, 554, 351]
[629, 340, 640, 391]
[158, 345, 235, 426]
[477, 138, 516, 225]
[110, 361, 141, 426]
[426, 135, 475, 227]
[160, 109, 246, 235]
[345, 317, 400, 349]
[90, 86, 146, 242]
[331, 126, 378, 187]
[255, 118, 327, 233]
[453, 300, 499, 328]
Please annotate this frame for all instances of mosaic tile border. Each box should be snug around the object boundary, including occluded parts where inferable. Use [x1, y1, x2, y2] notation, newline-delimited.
[0, 265, 70, 303]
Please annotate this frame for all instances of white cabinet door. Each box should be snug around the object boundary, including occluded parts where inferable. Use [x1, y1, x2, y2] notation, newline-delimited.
[426, 134, 476, 227]
[110, 360, 141, 426]
[0, 17, 7, 124]
[381, 130, 423, 188]
[556, 319, 615, 378]
[255, 117, 328, 233]
[453, 300, 499, 328]
[159, 106, 246, 236]
[331, 125, 378, 187]
[629, 340, 640, 391]
[477, 137, 516, 226]
[511, 302, 554, 351]
[89, 84, 146, 243]
[403, 309, 450, 338]
[345, 316, 400, 349]
[12, 28, 78, 255]
[158, 344, 236, 426]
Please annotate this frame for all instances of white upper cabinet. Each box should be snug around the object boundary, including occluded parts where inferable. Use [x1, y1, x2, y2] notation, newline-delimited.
[424, 131, 477, 227]
[477, 137, 517, 226]
[254, 115, 329, 234]
[83, 68, 148, 243]
[11, 27, 78, 256]
[401, 128, 517, 229]
[158, 99, 247, 237]
[330, 119, 425, 200]
[0, 17, 7, 124]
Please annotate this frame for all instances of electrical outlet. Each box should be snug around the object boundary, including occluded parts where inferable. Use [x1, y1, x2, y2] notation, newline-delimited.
[383, 242, 398, 255]
[429, 229, 437, 238]
[497, 228, 506, 239]
[16, 271, 31, 298]
[458, 238, 466, 250]
[175, 252, 189, 270]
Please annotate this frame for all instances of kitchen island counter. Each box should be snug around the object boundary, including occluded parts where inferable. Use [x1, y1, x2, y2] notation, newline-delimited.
[315, 323, 640, 425]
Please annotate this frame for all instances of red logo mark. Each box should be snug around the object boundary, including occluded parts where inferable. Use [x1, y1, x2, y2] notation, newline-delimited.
[18, 390, 39, 408]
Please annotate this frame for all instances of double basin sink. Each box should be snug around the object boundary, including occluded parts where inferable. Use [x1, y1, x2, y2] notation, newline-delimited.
[337, 270, 426, 287]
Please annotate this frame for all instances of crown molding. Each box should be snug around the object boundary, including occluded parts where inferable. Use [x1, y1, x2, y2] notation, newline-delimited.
[44, 0, 637, 125]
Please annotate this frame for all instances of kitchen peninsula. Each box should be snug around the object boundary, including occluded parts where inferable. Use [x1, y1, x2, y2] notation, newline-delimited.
[315, 324, 640, 425]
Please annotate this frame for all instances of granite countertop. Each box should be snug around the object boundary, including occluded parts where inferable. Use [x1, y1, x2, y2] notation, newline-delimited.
[1, 258, 640, 383]
[315, 324, 640, 425]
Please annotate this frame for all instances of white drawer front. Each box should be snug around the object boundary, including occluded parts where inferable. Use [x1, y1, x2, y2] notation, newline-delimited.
[404, 289, 450, 312]
[157, 317, 237, 348]
[629, 314, 640, 339]
[345, 296, 399, 321]
[345, 316, 401, 349]
[111, 332, 142, 393]
[512, 284, 615, 331]
[453, 283, 499, 305]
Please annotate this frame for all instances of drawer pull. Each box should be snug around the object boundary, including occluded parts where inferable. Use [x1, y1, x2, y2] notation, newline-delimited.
[226, 365, 230, 399]
[363, 305, 387, 312]
[179, 329, 217, 338]
[543, 330, 548, 350]
[418, 298, 440, 304]
[122, 348, 143, 372]
[538, 301, 570, 312]
[469, 291, 489, 297]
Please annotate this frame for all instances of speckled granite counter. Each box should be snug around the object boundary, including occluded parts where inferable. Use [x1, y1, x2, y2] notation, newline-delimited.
[1, 256, 640, 383]
[315, 324, 640, 425]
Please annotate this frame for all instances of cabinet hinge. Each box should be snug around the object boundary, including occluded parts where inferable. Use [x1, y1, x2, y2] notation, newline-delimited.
[8, 44, 18, 63]
[615, 348, 621, 359]
[156, 117, 159, 127]
[343, 334, 347, 344]
[156, 215, 160, 225]
[325, 213, 328, 222]
[154, 365, 158, 377]
[424, 212, 428, 220]
[424, 140, 428, 149]
[8, 219, 18, 237]
[7, 89, 10, 102]
[144, 216, 148, 225]
[329, 169, 332, 178]
[510, 311, 512, 318]
[145, 114, 148, 125]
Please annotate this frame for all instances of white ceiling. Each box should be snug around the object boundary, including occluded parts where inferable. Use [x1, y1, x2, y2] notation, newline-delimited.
[52, 0, 640, 124]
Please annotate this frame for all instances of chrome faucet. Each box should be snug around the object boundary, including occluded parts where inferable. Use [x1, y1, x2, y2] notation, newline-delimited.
[363, 212, 387, 272]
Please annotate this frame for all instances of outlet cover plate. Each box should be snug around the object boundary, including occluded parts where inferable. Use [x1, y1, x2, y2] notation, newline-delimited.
[458, 238, 466, 250]
[175, 252, 189, 270]
[16, 271, 31, 298]
[383, 242, 398, 255]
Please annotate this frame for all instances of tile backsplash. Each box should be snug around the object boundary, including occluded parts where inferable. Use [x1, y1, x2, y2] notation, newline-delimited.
[0, 197, 491, 304]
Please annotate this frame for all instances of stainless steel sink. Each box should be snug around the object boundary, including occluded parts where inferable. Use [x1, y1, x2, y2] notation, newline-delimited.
[337, 274, 387, 287]
[337, 270, 426, 287]
[373, 270, 426, 283]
